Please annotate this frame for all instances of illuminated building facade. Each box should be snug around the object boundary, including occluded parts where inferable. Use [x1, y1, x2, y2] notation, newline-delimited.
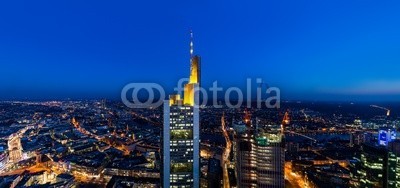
[350, 144, 387, 187]
[350, 142, 400, 188]
[162, 31, 200, 188]
[234, 115, 285, 188]
[378, 128, 396, 147]
[8, 136, 23, 163]
[350, 129, 400, 187]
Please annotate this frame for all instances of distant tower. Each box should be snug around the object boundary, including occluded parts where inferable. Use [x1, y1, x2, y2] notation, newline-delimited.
[282, 111, 290, 125]
[350, 133, 355, 147]
[102, 99, 106, 109]
[162, 31, 201, 188]
[8, 136, 23, 163]
[282, 110, 290, 134]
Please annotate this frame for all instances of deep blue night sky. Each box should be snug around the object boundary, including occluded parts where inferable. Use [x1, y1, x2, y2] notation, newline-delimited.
[1, 0, 400, 101]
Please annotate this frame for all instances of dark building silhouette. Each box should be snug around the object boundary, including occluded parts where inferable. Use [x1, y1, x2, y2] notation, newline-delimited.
[207, 158, 222, 188]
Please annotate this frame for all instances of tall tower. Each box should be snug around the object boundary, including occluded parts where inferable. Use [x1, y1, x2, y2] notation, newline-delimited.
[162, 31, 201, 188]
[234, 114, 285, 188]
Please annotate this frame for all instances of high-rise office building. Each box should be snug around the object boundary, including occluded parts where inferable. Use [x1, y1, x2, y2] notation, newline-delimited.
[350, 143, 389, 188]
[162, 31, 200, 188]
[234, 113, 285, 188]
[350, 143, 388, 187]
[388, 140, 400, 188]
[350, 140, 400, 188]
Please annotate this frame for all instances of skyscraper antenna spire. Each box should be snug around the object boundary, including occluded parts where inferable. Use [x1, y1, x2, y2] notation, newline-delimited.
[190, 30, 194, 58]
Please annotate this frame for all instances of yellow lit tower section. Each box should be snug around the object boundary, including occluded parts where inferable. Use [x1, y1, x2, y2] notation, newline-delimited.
[184, 30, 201, 106]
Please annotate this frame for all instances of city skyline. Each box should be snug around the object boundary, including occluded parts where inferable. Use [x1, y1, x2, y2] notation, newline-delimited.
[1, 0, 400, 101]
[2, 1, 400, 188]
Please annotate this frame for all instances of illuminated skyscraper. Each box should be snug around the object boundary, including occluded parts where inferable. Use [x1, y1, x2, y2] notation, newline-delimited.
[350, 139, 400, 188]
[162, 31, 200, 188]
[234, 113, 285, 188]
[350, 144, 389, 188]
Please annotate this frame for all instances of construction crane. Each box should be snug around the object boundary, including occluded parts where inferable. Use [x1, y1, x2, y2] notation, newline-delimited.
[370, 105, 390, 117]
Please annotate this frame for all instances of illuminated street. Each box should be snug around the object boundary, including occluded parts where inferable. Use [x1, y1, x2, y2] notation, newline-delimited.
[0, 164, 49, 176]
[221, 114, 232, 188]
[284, 162, 309, 188]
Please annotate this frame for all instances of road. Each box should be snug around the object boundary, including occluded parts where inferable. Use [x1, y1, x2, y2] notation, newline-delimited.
[284, 162, 309, 188]
[312, 150, 350, 170]
[221, 115, 232, 188]
[0, 164, 49, 176]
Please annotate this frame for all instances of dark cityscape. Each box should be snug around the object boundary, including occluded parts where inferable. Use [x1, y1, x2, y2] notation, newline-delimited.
[1, 1, 400, 188]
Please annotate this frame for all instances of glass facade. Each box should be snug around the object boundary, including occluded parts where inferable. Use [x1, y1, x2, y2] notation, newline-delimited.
[162, 94, 200, 188]
[235, 124, 285, 188]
